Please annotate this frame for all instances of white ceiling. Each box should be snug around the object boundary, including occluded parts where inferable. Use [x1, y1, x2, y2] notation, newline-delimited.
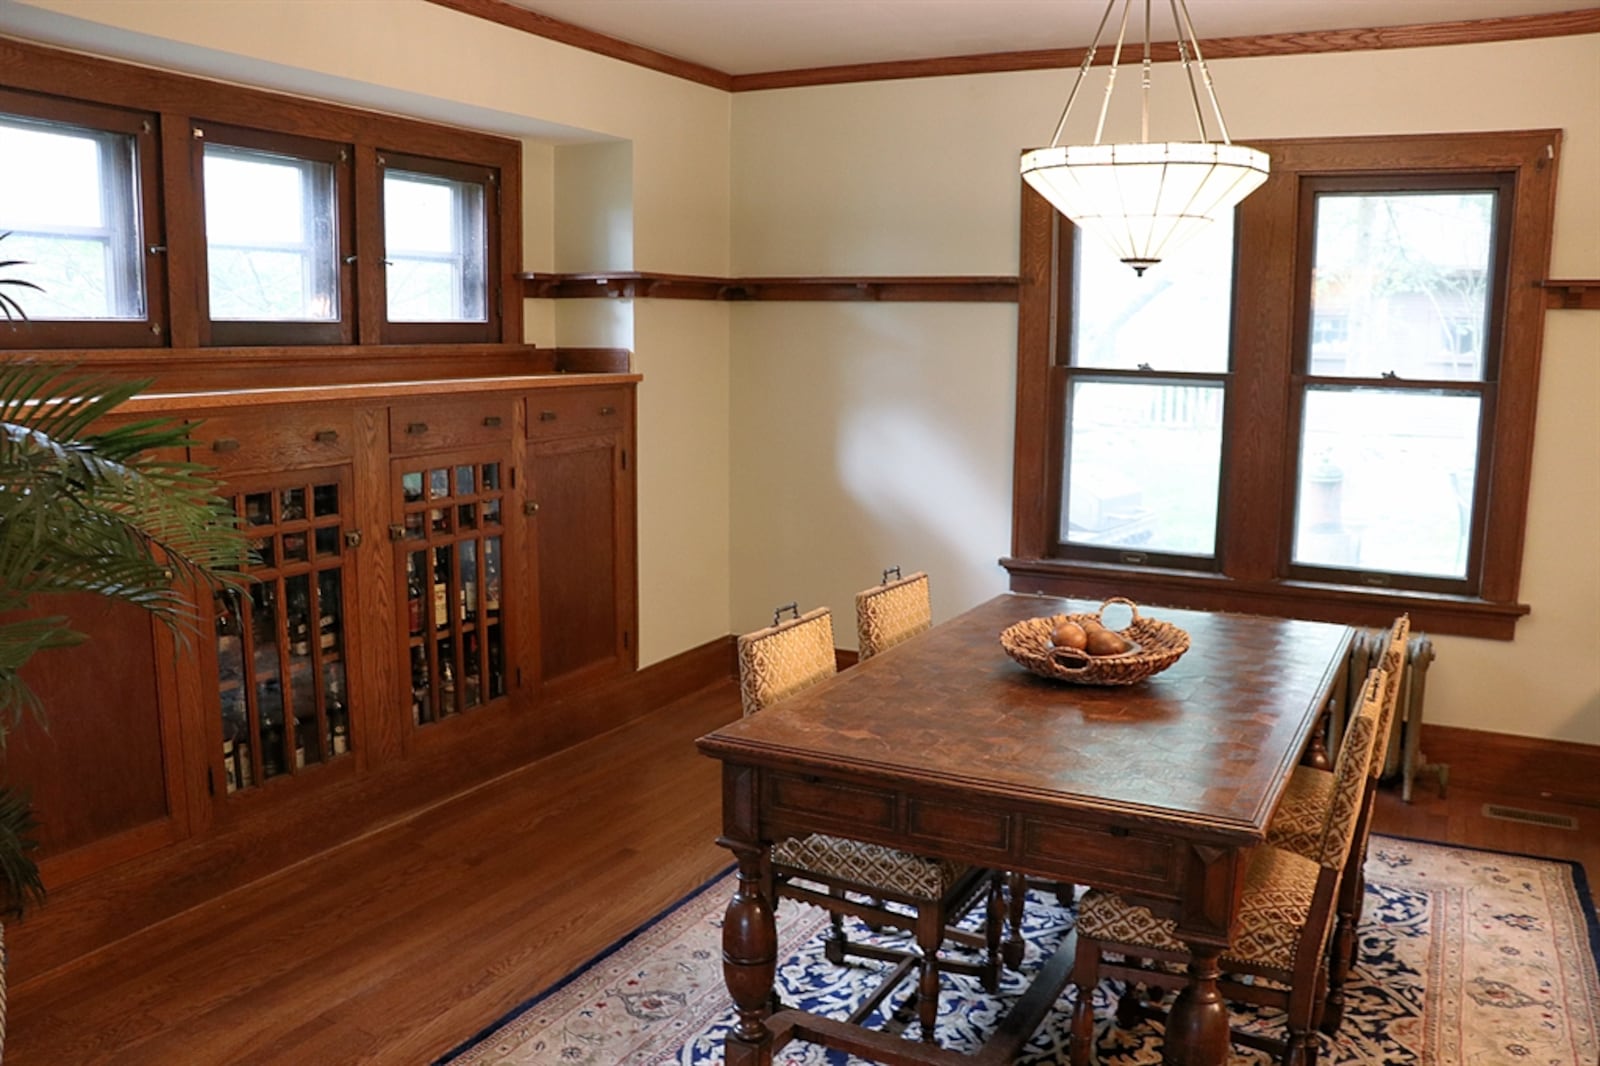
[505, 0, 1590, 76]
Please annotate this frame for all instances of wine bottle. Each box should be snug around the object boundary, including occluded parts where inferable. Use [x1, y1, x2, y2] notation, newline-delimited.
[432, 554, 448, 630]
[407, 562, 423, 634]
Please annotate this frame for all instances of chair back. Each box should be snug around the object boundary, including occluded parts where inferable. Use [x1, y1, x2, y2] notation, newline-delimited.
[855, 569, 931, 660]
[1318, 668, 1385, 870]
[1373, 615, 1410, 778]
[737, 606, 836, 716]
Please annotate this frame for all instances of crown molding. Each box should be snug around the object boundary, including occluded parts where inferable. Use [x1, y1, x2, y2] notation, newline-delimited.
[425, 2, 1600, 92]
[424, 0, 733, 90]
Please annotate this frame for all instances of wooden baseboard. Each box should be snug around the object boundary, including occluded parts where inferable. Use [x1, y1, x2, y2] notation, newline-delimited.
[11, 635, 737, 988]
[1419, 724, 1600, 808]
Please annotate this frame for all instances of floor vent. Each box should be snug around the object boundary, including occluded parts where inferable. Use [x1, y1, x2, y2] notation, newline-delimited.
[1482, 804, 1579, 830]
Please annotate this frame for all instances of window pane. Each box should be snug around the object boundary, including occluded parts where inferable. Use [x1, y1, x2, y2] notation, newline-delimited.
[1309, 192, 1495, 381]
[384, 169, 487, 322]
[0, 117, 144, 319]
[1062, 380, 1223, 555]
[204, 144, 338, 321]
[1293, 387, 1481, 579]
[1071, 214, 1233, 372]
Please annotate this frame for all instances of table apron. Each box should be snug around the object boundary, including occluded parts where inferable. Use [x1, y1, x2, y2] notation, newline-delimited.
[722, 762, 1251, 942]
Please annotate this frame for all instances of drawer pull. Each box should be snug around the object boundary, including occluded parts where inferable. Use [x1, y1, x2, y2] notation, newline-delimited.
[599, 405, 616, 416]
[211, 438, 241, 453]
[482, 415, 503, 428]
[538, 410, 558, 422]
[314, 429, 340, 444]
[406, 421, 429, 436]
[523, 500, 540, 515]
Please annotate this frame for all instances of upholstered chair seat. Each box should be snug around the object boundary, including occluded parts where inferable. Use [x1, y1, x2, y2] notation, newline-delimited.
[737, 603, 1004, 1044]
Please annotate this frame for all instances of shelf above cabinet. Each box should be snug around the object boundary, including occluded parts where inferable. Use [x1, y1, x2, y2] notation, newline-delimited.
[518, 271, 1020, 303]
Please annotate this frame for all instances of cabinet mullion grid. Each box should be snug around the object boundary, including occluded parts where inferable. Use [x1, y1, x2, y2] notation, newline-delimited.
[402, 456, 505, 726]
[219, 476, 349, 790]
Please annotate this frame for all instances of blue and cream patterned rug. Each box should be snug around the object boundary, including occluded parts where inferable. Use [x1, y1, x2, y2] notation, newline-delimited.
[438, 836, 1600, 1064]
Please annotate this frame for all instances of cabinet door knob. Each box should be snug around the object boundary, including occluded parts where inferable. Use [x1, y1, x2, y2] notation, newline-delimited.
[599, 405, 616, 416]
[407, 422, 428, 435]
[388, 524, 406, 541]
[211, 438, 241, 453]
[538, 410, 558, 422]
[523, 500, 540, 515]
[314, 429, 340, 444]
[482, 415, 503, 428]
[344, 530, 363, 548]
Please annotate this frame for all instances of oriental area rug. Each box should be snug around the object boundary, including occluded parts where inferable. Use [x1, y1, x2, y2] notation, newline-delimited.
[437, 836, 1600, 1065]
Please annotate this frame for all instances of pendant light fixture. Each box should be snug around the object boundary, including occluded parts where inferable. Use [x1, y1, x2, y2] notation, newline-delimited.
[1020, 0, 1268, 275]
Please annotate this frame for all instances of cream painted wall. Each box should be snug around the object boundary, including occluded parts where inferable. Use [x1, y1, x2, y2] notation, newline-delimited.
[5, 0, 737, 668]
[730, 35, 1600, 744]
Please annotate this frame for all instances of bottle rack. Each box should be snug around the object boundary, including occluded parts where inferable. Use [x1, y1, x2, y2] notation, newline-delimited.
[215, 478, 352, 793]
[399, 459, 506, 726]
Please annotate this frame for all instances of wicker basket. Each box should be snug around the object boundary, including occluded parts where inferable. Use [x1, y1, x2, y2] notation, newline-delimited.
[1000, 597, 1190, 686]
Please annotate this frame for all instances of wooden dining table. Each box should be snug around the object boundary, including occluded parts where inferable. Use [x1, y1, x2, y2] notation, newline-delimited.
[696, 592, 1354, 1066]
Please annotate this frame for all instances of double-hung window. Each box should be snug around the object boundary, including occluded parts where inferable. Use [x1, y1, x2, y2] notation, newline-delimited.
[1008, 131, 1558, 639]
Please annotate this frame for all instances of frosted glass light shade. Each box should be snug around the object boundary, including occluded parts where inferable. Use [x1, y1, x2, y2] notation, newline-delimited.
[1021, 141, 1270, 274]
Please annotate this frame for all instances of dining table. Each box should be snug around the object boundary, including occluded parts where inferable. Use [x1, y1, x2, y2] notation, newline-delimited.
[695, 592, 1354, 1066]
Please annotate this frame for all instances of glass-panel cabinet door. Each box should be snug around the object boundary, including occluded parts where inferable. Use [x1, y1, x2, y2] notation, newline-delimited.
[215, 469, 354, 793]
[396, 452, 507, 729]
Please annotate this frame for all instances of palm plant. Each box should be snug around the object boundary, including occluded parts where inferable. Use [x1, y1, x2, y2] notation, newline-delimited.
[0, 232, 44, 323]
[0, 360, 248, 917]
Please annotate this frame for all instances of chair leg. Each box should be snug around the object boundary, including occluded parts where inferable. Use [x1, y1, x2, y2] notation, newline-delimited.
[982, 872, 1003, 992]
[1283, 957, 1323, 1066]
[1322, 853, 1369, 1034]
[1069, 934, 1101, 1066]
[915, 908, 943, 1043]
[824, 886, 848, 965]
[1004, 871, 1027, 969]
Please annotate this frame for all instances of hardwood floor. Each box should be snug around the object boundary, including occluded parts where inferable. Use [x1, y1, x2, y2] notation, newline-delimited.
[9, 678, 1596, 1064]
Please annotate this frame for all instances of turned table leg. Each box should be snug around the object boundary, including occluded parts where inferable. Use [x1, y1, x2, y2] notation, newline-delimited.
[722, 847, 777, 1066]
[1162, 942, 1230, 1066]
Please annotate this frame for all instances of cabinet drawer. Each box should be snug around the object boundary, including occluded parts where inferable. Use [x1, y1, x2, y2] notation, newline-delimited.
[526, 387, 628, 440]
[190, 410, 354, 475]
[389, 397, 514, 455]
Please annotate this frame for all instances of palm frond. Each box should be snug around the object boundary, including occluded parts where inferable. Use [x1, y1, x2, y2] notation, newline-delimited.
[0, 788, 46, 919]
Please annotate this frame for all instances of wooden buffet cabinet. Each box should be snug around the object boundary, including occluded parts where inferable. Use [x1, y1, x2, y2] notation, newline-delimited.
[3, 373, 639, 983]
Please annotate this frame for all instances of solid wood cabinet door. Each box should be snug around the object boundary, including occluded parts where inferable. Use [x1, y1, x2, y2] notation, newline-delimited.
[4, 595, 188, 884]
[527, 432, 633, 688]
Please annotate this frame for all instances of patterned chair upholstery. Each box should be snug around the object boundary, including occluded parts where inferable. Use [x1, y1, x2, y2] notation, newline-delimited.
[1068, 672, 1385, 1066]
[736, 604, 1003, 1044]
[1265, 615, 1409, 1032]
[854, 569, 932, 660]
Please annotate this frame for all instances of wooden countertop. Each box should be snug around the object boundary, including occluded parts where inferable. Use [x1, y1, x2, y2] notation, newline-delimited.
[119, 373, 642, 413]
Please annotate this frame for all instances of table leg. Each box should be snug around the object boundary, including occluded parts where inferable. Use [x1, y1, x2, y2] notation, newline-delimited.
[1162, 942, 1230, 1066]
[722, 846, 777, 1066]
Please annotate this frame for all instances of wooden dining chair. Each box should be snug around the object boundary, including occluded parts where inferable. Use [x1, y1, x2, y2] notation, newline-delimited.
[737, 603, 1004, 1043]
[1068, 670, 1385, 1066]
[853, 568, 1057, 966]
[1264, 614, 1409, 1032]
[854, 567, 932, 660]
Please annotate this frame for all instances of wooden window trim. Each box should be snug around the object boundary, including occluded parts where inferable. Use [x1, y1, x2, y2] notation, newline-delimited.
[1005, 131, 1560, 640]
[0, 37, 522, 358]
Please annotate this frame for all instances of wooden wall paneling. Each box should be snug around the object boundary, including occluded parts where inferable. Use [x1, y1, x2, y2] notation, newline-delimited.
[496, 156, 523, 345]
[5, 632, 734, 986]
[552, 348, 632, 374]
[6, 598, 184, 887]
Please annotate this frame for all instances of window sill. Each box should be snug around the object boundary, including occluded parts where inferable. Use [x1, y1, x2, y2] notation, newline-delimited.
[999, 557, 1527, 640]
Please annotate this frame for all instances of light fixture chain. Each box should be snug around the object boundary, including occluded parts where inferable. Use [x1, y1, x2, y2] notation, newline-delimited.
[1140, 0, 1152, 144]
[1092, 0, 1135, 146]
[1048, 0, 1119, 146]
[1174, 0, 1234, 144]
[1169, 0, 1211, 142]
